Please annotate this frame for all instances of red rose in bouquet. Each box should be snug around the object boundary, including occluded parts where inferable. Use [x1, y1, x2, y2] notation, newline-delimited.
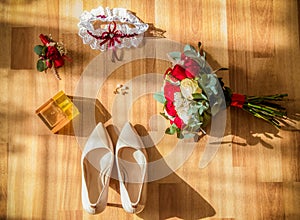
[171, 116, 184, 129]
[164, 81, 180, 102]
[182, 54, 200, 78]
[165, 101, 177, 117]
[170, 64, 187, 80]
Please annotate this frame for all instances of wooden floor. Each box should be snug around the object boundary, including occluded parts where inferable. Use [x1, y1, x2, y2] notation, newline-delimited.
[1, 0, 300, 219]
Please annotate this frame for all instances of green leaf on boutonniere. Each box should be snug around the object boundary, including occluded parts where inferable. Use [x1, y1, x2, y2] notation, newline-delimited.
[153, 91, 166, 104]
[34, 45, 45, 56]
[37, 59, 47, 72]
[42, 46, 48, 55]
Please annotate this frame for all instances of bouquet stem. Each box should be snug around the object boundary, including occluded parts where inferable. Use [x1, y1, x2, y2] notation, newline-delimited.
[230, 93, 288, 128]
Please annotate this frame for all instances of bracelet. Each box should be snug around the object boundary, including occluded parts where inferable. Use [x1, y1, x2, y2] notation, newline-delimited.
[78, 6, 149, 51]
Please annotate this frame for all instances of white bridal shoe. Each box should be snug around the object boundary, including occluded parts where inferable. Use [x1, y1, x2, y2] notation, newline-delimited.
[115, 122, 148, 214]
[81, 123, 114, 214]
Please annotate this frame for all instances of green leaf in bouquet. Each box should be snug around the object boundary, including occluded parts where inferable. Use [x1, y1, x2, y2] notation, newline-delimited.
[160, 112, 170, 120]
[184, 44, 197, 54]
[183, 133, 195, 139]
[165, 127, 173, 135]
[176, 131, 184, 139]
[188, 103, 199, 115]
[198, 105, 206, 115]
[201, 111, 211, 128]
[34, 45, 45, 56]
[168, 52, 182, 61]
[183, 50, 199, 59]
[187, 119, 201, 130]
[153, 91, 166, 104]
[199, 74, 220, 97]
[189, 122, 202, 132]
[198, 114, 203, 123]
[199, 97, 209, 107]
[223, 86, 233, 107]
[37, 59, 47, 72]
[165, 124, 177, 135]
[192, 93, 207, 101]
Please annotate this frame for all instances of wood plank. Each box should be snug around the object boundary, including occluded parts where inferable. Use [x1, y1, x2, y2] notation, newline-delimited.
[232, 167, 259, 219]
[11, 27, 35, 69]
[137, 183, 160, 220]
[158, 183, 215, 220]
[283, 182, 300, 219]
[0, 68, 8, 143]
[273, 0, 300, 182]
[250, 0, 275, 58]
[0, 2, 10, 69]
[281, 131, 300, 182]
[257, 182, 284, 219]
[0, 143, 8, 219]
[131, 0, 155, 24]
[298, 0, 300, 47]
[227, 0, 254, 167]
[154, 0, 186, 43]
[57, 210, 82, 220]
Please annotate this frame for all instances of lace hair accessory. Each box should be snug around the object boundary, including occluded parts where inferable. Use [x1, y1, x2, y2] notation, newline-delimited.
[78, 6, 149, 52]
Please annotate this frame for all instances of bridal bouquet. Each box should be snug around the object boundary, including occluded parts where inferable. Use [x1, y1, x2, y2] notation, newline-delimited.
[154, 43, 288, 139]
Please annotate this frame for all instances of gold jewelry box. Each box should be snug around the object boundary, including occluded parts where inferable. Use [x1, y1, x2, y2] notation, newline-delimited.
[36, 90, 80, 133]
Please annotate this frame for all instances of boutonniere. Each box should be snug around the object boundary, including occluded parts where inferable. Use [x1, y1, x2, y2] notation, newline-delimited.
[34, 34, 71, 80]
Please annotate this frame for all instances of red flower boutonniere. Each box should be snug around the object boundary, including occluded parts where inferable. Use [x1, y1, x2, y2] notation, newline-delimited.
[34, 34, 71, 80]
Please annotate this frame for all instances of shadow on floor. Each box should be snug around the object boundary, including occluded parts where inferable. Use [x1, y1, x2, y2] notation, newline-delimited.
[56, 96, 111, 137]
[105, 124, 216, 220]
[229, 106, 300, 149]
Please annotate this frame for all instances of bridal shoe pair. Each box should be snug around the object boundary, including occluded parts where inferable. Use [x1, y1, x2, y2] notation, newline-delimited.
[81, 122, 148, 214]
